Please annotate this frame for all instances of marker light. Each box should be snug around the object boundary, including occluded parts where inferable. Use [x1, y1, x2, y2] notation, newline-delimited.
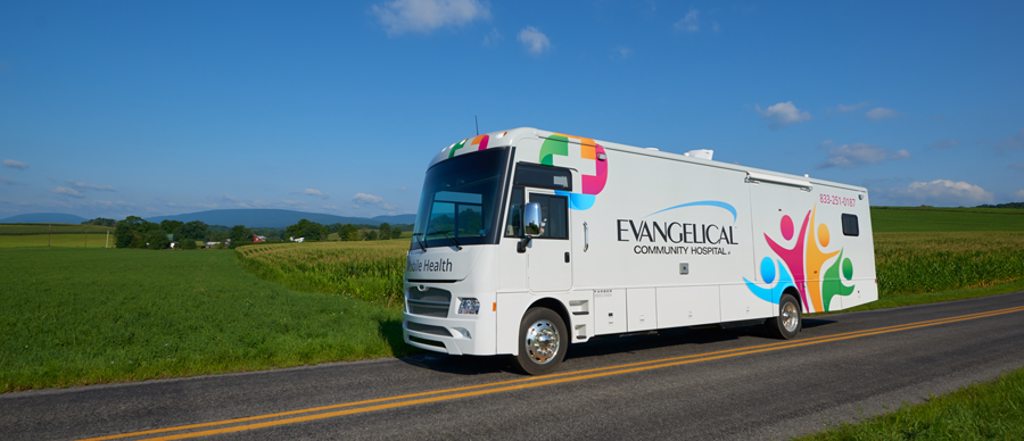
[458, 298, 480, 315]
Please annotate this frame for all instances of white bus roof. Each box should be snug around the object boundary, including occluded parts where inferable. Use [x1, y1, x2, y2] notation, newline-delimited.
[433, 127, 867, 194]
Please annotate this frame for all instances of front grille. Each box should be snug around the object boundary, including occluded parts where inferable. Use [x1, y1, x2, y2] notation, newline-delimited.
[407, 287, 451, 317]
[406, 321, 452, 337]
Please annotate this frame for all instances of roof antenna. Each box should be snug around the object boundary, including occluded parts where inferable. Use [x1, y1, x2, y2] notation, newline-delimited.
[474, 115, 479, 135]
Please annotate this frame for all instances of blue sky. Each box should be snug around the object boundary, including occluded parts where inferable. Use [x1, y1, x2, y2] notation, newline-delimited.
[2, 0, 1022, 219]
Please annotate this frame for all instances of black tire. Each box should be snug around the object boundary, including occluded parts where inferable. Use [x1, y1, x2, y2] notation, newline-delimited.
[515, 307, 568, 375]
[765, 293, 801, 340]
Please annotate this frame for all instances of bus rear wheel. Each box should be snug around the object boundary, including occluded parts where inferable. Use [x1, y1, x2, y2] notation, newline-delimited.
[515, 307, 567, 375]
[766, 293, 801, 339]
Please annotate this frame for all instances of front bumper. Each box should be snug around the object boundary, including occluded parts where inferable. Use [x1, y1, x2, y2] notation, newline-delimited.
[403, 313, 496, 356]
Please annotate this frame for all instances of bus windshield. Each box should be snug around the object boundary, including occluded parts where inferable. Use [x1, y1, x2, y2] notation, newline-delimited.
[412, 148, 511, 249]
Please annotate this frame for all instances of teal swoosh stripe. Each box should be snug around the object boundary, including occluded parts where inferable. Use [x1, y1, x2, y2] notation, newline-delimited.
[645, 200, 738, 221]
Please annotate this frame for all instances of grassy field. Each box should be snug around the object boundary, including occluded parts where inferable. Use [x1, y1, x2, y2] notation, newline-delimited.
[0, 248, 404, 393]
[0, 223, 113, 248]
[798, 367, 1024, 441]
[871, 206, 1024, 232]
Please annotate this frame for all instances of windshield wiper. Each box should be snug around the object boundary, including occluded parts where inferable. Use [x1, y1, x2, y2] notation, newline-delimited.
[411, 232, 427, 252]
[426, 230, 463, 251]
[444, 232, 463, 251]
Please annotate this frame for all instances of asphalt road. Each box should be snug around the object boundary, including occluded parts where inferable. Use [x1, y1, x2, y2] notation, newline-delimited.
[4, 291, 1024, 441]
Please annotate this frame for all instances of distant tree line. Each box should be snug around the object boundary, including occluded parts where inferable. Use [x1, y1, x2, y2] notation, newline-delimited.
[81, 217, 116, 227]
[285, 219, 404, 241]
[112, 216, 409, 249]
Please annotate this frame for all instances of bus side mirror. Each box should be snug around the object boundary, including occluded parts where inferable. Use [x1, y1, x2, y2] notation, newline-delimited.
[518, 202, 542, 253]
[523, 202, 542, 237]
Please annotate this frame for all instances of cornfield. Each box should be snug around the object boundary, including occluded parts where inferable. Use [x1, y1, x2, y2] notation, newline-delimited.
[874, 232, 1024, 297]
[236, 240, 408, 309]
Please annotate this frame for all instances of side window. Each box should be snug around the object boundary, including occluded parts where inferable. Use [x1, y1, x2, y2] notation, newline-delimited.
[504, 163, 573, 238]
[841, 213, 859, 237]
[528, 193, 569, 239]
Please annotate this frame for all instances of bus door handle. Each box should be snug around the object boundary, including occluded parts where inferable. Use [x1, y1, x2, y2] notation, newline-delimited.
[564, 251, 570, 263]
[583, 222, 589, 252]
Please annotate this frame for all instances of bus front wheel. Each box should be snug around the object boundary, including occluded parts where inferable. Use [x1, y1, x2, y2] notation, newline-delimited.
[515, 307, 567, 375]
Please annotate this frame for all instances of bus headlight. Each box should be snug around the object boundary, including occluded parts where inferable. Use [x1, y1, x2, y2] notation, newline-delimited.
[457, 298, 480, 315]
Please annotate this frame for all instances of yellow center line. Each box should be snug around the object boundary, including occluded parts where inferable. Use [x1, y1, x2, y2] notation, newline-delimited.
[80, 305, 1024, 441]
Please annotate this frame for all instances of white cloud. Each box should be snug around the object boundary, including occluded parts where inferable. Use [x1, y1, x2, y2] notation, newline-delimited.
[756, 101, 811, 127]
[834, 102, 866, 113]
[517, 26, 550, 55]
[303, 187, 328, 199]
[53, 186, 84, 199]
[3, 159, 28, 170]
[900, 179, 994, 206]
[819, 142, 910, 168]
[866, 107, 898, 120]
[1016, 189, 1024, 199]
[674, 9, 700, 32]
[69, 180, 115, 192]
[353, 192, 397, 213]
[371, 0, 489, 36]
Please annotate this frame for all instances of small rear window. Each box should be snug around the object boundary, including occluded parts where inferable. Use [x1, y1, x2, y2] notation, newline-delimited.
[841, 214, 859, 237]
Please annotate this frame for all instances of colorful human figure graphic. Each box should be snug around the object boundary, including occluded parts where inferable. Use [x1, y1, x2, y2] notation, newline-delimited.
[764, 212, 811, 310]
[805, 207, 840, 312]
[749, 206, 857, 313]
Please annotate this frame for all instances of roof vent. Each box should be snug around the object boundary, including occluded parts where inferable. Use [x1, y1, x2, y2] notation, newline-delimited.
[684, 149, 714, 160]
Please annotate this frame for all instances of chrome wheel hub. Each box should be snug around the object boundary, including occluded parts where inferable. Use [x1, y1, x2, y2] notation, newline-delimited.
[782, 302, 799, 333]
[525, 320, 560, 365]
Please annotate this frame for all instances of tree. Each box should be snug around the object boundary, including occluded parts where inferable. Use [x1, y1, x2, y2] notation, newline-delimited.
[145, 229, 170, 249]
[178, 221, 209, 241]
[114, 216, 154, 248]
[286, 219, 326, 241]
[82, 217, 116, 227]
[229, 225, 253, 246]
[339, 224, 360, 241]
[378, 223, 391, 241]
[390, 229, 402, 239]
[363, 230, 379, 241]
[160, 220, 184, 239]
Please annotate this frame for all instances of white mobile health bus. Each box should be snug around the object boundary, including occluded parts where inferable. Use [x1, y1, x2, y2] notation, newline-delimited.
[404, 128, 877, 374]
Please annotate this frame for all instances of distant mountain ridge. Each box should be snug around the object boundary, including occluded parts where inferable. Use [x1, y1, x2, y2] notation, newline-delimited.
[0, 213, 87, 224]
[146, 209, 415, 228]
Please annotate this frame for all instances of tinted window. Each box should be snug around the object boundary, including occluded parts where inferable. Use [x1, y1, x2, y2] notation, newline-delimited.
[504, 163, 573, 238]
[529, 193, 569, 239]
[842, 213, 859, 237]
[514, 163, 572, 191]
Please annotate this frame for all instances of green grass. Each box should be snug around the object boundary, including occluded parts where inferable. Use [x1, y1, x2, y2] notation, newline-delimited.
[797, 367, 1024, 441]
[0, 223, 113, 234]
[236, 240, 408, 309]
[0, 248, 405, 393]
[872, 206, 1024, 232]
[0, 233, 112, 248]
[0, 223, 113, 248]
